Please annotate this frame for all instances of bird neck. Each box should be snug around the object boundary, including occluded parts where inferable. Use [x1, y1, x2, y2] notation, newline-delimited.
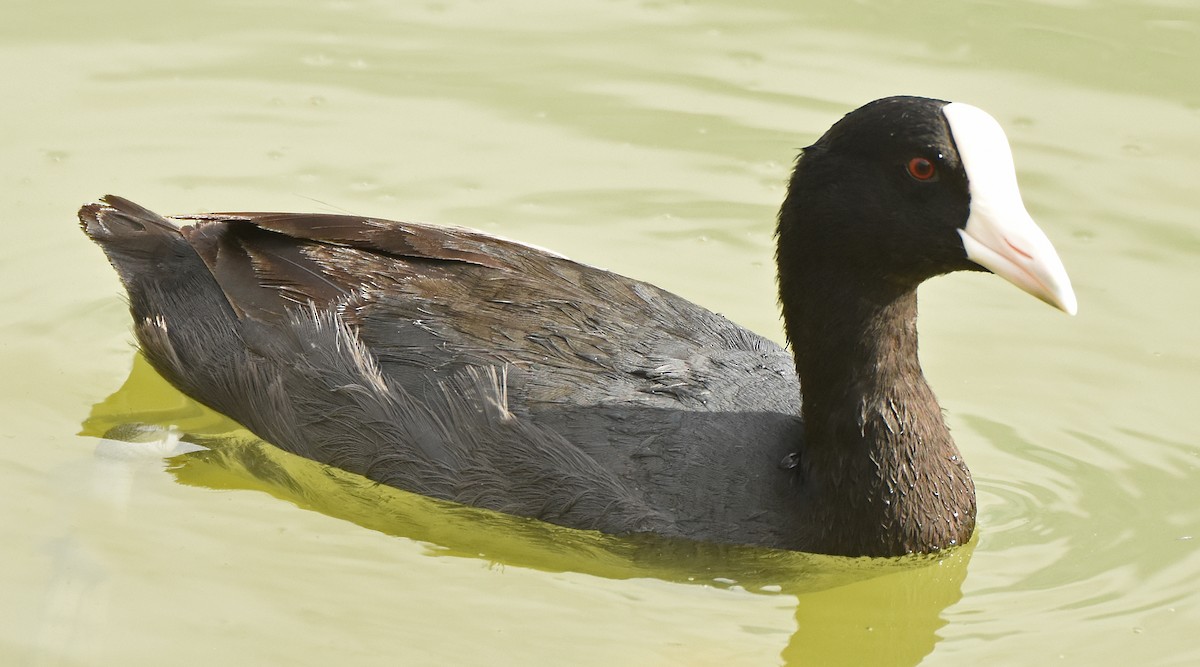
[776, 255, 976, 556]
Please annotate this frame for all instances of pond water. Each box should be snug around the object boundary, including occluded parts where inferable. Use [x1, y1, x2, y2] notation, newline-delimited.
[3, 0, 1198, 665]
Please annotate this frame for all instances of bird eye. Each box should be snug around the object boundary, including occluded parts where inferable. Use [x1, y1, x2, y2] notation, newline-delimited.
[906, 157, 937, 181]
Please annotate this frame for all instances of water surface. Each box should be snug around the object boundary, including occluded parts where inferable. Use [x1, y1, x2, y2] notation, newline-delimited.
[2, 0, 1198, 664]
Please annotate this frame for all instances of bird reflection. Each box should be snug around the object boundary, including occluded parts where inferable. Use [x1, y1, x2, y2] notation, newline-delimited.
[78, 354, 973, 666]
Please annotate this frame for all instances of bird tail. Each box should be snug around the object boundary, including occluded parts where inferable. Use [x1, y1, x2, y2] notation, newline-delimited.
[78, 195, 191, 291]
[79, 195, 246, 408]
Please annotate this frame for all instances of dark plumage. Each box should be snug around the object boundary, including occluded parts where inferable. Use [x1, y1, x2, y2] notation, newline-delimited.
[80, 96, 1075, 557]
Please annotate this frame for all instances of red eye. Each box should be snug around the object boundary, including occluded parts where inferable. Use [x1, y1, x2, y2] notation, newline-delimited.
[906, 157, 937, 181]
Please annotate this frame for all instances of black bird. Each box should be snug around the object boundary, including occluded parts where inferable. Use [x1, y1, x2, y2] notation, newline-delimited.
[80, 96, 1076, 557]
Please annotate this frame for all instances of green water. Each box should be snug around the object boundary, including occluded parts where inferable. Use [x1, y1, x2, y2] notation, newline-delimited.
[3, 0, 1198, 664]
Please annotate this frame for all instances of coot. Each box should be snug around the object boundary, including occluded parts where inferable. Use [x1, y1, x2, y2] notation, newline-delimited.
[80, 96, 1075, 557]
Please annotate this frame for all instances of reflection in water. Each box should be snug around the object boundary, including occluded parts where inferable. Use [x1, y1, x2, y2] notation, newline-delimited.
[79, 354, 973, 666]
[32, 430, 206, 667]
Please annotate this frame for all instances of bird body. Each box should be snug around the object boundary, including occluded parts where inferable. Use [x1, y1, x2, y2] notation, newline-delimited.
[81, 96, 1075, 556]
